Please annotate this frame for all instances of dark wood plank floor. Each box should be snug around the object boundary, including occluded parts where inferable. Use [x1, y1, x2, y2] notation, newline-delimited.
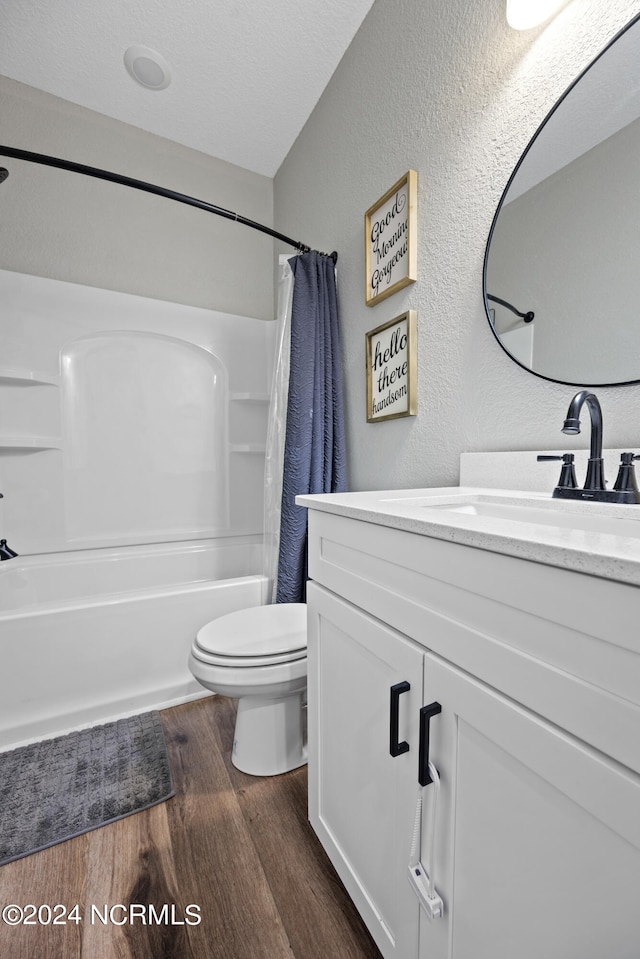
[0, 696, 382, 959]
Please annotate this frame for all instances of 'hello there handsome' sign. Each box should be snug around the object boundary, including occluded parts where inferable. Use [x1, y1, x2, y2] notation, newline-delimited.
[366, 311, 417, 422]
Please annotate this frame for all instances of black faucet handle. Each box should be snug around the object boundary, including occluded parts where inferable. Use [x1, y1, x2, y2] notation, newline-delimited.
[537, 453, 578, 489]
[0, 539, 18, 560]
[613, 453, 640, 494]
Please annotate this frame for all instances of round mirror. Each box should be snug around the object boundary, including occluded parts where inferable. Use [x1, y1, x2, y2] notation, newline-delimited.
[484, 13, 640, 386]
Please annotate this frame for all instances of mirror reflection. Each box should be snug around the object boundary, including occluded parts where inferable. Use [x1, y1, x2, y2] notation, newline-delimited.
[484, 13, 640, 386]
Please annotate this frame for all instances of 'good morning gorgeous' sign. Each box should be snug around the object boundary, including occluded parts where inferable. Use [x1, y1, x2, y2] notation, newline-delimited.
[364, 171, 417, 306]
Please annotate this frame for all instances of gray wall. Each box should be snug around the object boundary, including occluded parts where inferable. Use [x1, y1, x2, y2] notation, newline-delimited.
[274, 0, 640, 491]
[1, 76, 274, 319]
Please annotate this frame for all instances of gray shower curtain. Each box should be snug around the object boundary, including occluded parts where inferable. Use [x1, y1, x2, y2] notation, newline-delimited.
[275, 251, 346, 604]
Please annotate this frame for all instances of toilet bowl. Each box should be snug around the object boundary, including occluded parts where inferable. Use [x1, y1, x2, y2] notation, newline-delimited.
[188, 602, 307, 776]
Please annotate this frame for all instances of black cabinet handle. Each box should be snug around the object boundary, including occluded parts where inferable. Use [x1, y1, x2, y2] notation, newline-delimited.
[390, 681, 411, 756]
[418, 701, 442, 785]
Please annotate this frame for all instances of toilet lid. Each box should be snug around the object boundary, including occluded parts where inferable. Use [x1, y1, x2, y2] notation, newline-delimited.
[194, 602, 307, 667]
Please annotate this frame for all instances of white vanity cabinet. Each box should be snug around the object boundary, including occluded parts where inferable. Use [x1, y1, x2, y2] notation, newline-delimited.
[307, 581, 424, 958]
[422, 653, 640, 959]
[304, 506, 640, 959]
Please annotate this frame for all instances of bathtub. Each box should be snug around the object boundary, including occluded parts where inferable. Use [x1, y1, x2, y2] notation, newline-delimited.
[0, 538, 268, 750]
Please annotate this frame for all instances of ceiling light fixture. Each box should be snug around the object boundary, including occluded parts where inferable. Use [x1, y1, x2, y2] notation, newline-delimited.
[506, 0, 568, 30]
[123, 46, 172, 90]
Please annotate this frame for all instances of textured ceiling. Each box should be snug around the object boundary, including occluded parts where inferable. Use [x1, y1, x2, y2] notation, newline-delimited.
[505, 14, 640, 202]
[0, 0, 375, 178]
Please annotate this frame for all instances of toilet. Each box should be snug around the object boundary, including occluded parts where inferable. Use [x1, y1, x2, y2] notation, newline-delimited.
[188, 602, 307, 776]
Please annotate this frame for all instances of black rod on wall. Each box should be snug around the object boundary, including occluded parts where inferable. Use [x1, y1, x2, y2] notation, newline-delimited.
[0, 145, 337, 261]
[486, 294, 534, 323]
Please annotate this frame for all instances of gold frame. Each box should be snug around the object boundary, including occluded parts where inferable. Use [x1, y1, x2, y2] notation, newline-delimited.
[364, 170, 417, 307]
[366, 311, 417, 423]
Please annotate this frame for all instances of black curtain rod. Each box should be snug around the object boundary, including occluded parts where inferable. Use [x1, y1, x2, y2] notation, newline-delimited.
[486, 294, 534, 323]
[0, 146, 337, 264]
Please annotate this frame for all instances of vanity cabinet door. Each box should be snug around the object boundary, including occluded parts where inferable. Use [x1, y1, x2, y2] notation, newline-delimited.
[307, 582, 424, 959]
[420, 653, 640, 959]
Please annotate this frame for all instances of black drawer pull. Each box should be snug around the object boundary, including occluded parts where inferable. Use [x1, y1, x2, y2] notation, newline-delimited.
[418, 702, 442, 785]
[390, 681, 411, 756]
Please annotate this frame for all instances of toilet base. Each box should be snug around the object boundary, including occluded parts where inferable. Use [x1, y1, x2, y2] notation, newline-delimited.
[232, 691, 307, 776]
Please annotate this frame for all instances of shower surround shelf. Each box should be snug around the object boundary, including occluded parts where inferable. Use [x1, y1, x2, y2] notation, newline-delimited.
[0, 368, 60, 387]
[230, 444, 267, 454]
[0, 435, 61, 452]
[230, 392, 270, 403]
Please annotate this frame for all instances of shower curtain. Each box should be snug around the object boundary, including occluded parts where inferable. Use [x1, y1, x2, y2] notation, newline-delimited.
[263, 256, 294, 602]
[273, 250, 346, 605]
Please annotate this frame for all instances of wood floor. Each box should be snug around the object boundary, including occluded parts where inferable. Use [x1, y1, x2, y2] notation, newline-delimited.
[0, 696, 381, 959]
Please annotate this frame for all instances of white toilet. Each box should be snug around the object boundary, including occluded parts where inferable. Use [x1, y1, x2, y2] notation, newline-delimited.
[188, 602, 308, 776]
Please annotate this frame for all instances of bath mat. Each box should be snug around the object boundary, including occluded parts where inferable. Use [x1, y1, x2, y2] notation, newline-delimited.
[0, 711, 174, 867]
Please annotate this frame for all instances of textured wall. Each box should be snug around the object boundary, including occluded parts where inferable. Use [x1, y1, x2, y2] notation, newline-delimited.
[0, 77, 274, 319]
[274, 0, 640, 491]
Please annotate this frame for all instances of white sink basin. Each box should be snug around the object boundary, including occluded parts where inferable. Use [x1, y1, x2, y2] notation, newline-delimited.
[296, 486, 640, 587]
[381, 491, 640, 538]
[297, 485, 640, 586]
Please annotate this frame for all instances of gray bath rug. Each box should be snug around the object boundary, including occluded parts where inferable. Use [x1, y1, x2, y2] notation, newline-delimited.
[0, 711, 174, 867]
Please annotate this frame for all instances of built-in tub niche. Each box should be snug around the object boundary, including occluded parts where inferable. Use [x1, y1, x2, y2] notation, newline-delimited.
[0, 268, 275, 556]
[61, 331, 230, 544]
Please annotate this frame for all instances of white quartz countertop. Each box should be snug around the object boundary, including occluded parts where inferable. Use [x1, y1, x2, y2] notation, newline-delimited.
[296, 487, 640, 587]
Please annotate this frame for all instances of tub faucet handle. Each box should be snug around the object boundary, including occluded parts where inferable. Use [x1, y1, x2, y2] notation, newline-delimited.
[0, 539, 18, 560]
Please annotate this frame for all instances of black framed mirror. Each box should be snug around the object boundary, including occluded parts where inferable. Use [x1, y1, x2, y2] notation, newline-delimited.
[483, 12, 640, 387]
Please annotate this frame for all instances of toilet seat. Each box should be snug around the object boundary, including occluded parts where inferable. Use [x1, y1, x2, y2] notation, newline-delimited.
[188, 602, 308, 775]
[193, 602, 307, 668]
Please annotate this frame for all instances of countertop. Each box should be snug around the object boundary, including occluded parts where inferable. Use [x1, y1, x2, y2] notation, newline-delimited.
[296, 486, 640, 587]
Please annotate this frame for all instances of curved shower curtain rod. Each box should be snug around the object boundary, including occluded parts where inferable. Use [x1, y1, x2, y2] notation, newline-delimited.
[0, 146, 337, 264]
[486, 294, 534, 323]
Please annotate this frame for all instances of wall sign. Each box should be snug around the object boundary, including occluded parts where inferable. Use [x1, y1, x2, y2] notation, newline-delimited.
[364, 170, 417, 307]
[366, 311, 417, 423]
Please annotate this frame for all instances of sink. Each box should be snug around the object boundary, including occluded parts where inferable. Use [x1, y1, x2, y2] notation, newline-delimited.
[297, 484, 640, 585]
[380, 491, 640, 538]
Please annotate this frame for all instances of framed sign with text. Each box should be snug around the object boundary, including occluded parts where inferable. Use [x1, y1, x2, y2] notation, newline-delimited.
[364, 170, 417, 307]
[366, 311, 417, 423]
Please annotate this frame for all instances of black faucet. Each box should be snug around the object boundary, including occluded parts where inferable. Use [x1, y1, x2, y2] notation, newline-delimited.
[0, 539, 18, 560]
[541, 391, 640, 504]
[561, 390, 605, 491]
[0, 493, 19, 559]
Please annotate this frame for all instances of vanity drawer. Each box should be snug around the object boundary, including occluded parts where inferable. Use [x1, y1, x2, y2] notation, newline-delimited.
[307, 509, 640, 775]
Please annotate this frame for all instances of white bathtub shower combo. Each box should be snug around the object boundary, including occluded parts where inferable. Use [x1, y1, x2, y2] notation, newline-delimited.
[0, 541, 267, 748]
[0, 268, 300, 758]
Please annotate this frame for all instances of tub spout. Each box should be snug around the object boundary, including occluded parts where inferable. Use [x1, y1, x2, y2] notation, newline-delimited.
[0, 539, 18, 560]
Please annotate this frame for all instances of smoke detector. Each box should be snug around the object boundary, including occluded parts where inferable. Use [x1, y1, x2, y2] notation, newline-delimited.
[124, 46, 172, 90]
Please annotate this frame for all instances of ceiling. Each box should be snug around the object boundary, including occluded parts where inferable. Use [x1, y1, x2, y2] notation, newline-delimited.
[0, 0, 375, 178]
[505, 13, 640, 202]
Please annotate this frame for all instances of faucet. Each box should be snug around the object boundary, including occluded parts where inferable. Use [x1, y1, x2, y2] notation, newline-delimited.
[0, 539, 18, 560]
[0, 493, 19, 560]
[539, 391, 640, 503]
[561, 390, 605, 491]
